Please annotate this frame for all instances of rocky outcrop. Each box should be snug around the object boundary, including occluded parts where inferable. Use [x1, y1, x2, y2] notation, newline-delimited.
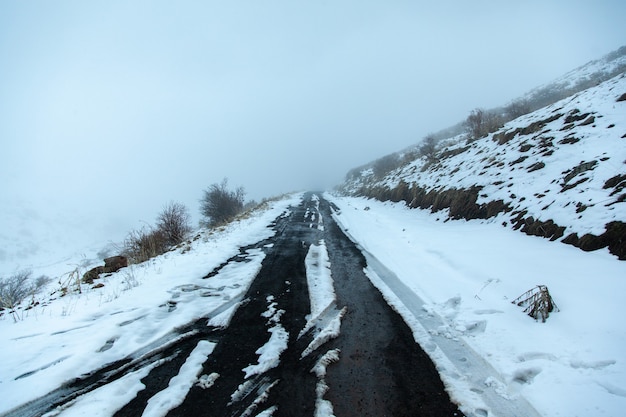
[357, 183, 626, 260]
[82, 266, 105, 284]
[492, 113, 563, 145]
[562, 222, 626, 260]
[511, 213, 566, 241]
[356, 182, 511, 221]
[82, 255, 128, 284]
[343, 73, 626, 261]
[104, 256, 128, 273]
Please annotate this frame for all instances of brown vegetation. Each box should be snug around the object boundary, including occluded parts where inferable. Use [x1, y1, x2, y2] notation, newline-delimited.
[200, 178, 246, 227]
[123, 201, 192, 264]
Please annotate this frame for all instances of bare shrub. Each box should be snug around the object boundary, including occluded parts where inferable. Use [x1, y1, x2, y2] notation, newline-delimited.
[58, 266, 83, 296]
[200, 178, 245, 227]
[505, 99, 532, 120]
[121, 201, 193, 265]
[465, 108, 485, 141]
[123, 227, 168, 264]
[465, 108, 503, 142]
[156, 201, 192, 247]
[512, 285, 559, 322]
[0, 271, 50, 319]
[372, 153, 402, 178]
[418, 135, 439, 163]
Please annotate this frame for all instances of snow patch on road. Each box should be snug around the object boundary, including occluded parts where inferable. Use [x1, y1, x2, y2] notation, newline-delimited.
[301, 307, 346, 358]
[243, 297, 288, 378]
[252, 405, 277, 417]
[142, 340, 216, 417]
[311, 194, 324, 231]
[303, 240, 336, 327]
[41, 360, 161, 417]
[301, 239, 345, 358]
[197, 372, 220, 389]
[311, 349, 340, 417]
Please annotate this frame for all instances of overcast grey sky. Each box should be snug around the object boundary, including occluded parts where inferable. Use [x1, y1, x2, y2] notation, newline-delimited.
[1, 1, 625, 262]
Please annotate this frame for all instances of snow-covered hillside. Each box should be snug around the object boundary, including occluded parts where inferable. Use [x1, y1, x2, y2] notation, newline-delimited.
[0, 196, 301, 416]
[342, 72, 626, 260]
[524, 45, 626, 101]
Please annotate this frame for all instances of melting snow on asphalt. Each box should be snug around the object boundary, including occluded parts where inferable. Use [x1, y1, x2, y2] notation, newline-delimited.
[302, 200, 343, 417]
[242, 296, 288, 378]
[142, 340, 216, 417]
[311, 349, 341, 417]
[303, 240, 336, 326]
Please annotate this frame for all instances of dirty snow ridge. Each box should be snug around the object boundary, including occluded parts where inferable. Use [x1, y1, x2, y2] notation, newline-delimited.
[311, 349, 340, 417]
[300, 240, 345, 359]
[142, 340, 216, 417]
[301, 306, 346, 358]
[311, 194, 324, 231]
[242, 296, 288, 378]
[303, 241, 336, 324]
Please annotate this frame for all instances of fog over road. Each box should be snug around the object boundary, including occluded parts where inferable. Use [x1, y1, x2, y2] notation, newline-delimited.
[6, 193, 462, 417]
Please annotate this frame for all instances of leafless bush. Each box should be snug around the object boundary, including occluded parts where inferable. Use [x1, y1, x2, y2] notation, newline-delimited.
[156, 201, 192, 247]
[512, 285, 559, 322]
[122, 201, 193, 264]
[465, 108, 485, 141]
[464, 108, 504, 142]
[418, 135, 439, 163]
[200, 178, 245, 227]
[0, 271, 50, 312]
[58, 266, 83, 296]
[372, 153, 402, 178]
[504, 99, 532, 120]
[123, 227, 169, 264]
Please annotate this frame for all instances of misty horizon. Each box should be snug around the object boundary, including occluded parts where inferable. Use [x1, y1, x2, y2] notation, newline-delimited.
[1, 1, 625, 272]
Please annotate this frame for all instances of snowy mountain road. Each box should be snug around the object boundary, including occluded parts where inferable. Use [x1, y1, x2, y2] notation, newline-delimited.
[158, 193, 462, 416]
[2, 193, 462, 417]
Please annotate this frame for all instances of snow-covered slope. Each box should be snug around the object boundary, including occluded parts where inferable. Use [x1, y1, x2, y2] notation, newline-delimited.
[0, 195, 302, 415]
[524, 45, 626, 102]
[342, 72, 626, 259]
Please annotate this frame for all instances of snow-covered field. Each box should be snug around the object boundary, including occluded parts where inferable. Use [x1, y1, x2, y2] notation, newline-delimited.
[329, 194, 626, 417]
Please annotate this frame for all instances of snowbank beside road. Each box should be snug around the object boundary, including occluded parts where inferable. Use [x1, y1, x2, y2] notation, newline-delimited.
[328, 194, 626, 417]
